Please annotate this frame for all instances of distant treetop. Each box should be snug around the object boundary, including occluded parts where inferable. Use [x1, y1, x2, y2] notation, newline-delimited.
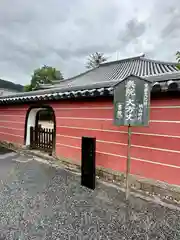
[24, 65, 64, 92]
[86, 52, 108, 69]
[176, 51, 180, 70]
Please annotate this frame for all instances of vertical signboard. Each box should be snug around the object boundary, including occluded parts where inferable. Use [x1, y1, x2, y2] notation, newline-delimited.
[114, 75, 151, 127]
[113, 75, 151, 200]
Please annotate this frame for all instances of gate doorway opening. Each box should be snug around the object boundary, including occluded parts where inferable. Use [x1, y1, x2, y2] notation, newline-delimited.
[25, 106, 56, 155]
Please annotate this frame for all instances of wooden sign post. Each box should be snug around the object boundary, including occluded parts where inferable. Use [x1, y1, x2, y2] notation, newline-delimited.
[113, 75, 151, 200]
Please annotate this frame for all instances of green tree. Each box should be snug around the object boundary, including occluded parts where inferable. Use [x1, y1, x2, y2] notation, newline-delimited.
[24, 84, 32, 92]
[86, 52, 108, 69]
[24, 65, 64, 92]
[176, 51, 180, 70]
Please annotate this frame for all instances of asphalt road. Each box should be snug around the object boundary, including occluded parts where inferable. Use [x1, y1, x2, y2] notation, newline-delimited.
[0, 146, 179, 239]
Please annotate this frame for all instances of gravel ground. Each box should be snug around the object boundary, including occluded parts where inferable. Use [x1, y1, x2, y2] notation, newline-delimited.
[0, 148, 179, 239]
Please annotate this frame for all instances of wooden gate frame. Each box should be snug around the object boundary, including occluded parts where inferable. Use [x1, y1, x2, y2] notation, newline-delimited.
[24, 105, 56, 153]
[30, 126, 55, 154]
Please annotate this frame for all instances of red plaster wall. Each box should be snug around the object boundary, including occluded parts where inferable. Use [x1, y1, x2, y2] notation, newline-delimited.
[0, 98, 180, 186]
[0, 105, 28, 145]
[52, 98, 180, 186]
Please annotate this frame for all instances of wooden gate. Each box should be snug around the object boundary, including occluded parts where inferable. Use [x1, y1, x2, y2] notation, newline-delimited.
[30, 126, 55, 153]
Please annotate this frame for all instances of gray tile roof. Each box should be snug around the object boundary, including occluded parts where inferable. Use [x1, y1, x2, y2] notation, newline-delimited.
[65, 55, 179, 86]
[0, 55, 180, 104]
[38, 55, 179, 90]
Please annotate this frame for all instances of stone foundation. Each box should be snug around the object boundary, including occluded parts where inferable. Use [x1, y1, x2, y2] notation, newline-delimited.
[1, 140, 180, 205]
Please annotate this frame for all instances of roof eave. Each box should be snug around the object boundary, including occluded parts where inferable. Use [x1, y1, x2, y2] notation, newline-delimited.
[0, 80, 180, 105]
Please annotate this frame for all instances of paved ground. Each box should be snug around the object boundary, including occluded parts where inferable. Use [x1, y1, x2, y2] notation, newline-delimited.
[0, 147, 179, 239]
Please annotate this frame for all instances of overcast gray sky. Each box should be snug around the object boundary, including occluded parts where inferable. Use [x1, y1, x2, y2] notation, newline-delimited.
[0, 0, 180, 84]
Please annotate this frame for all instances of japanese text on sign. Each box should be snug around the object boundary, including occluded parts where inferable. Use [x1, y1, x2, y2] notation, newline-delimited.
[117, 103, 123, 119]
[137, 104, 143, 121]
[143, 83, 149, 107]
[125, 80, 136, 121]
[114, 75, 150, 126]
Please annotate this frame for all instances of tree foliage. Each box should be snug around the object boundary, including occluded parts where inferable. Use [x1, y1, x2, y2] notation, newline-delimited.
[86, 52, 108, 69]
[176, 51, 180, 70]
[24, 84, 33, 92]
[24, 65, 64, 92]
